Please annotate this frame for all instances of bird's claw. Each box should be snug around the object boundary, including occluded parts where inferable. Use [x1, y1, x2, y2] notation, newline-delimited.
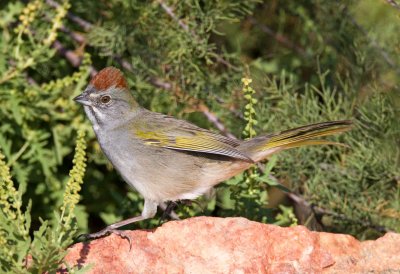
[77, 228, 132, 251]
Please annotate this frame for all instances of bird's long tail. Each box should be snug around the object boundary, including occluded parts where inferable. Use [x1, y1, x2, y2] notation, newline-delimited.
[239, 120, 353, 162]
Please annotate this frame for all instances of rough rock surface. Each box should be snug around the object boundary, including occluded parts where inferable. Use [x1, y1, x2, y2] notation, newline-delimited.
[61, 217, 400, 273]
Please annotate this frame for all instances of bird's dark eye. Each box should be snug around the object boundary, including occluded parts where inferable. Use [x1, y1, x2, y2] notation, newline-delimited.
[100, 95, 111, 104]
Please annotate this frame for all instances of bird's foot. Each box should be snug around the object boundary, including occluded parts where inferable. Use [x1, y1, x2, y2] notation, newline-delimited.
[77, 228, 132, 250]
[160, 201, 180, 223]
[180, 199, 203, 209]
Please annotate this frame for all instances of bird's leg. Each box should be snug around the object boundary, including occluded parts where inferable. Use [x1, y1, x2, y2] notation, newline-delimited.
[159, 201, 180, 223]
[78, 199, 158, 245]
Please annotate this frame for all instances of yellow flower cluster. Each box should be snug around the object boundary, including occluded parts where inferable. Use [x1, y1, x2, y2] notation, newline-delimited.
[0, 152, 29, 238]
[241, 77, 258, 139]
[0, 153, 18, 220]
[241, 76, 261, 195]
[16, 0, 42, 34]
[0, 230, 11, 262]
[43, 1, 71, 46]
[241, 77, 253, 86]
[59, 129, 87, 228]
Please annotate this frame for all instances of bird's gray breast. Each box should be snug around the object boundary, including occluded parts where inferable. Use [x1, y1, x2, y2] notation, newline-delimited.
[92, 124, 205, 202]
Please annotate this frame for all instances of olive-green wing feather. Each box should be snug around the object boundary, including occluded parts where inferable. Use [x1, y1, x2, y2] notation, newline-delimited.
[132, 111, 253, 162]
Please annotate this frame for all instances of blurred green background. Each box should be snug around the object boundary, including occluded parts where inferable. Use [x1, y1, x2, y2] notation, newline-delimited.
[1, 0, 399, 253]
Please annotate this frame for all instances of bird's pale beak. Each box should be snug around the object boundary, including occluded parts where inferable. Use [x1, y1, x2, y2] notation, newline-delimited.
[73, 93, 91, 106]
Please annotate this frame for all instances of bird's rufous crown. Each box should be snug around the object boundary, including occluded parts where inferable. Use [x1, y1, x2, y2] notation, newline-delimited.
[90, 67, 128, 91]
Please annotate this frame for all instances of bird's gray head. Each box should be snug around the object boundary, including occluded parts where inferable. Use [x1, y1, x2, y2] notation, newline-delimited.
[74, 67, 139, 126]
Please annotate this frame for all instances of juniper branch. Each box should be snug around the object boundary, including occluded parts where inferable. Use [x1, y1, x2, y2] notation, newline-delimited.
[343, 3, 400, 74]
[157, 0, 241, 71]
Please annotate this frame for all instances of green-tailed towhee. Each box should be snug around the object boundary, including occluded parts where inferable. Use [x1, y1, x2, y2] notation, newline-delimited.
[74, 67, 352, 240]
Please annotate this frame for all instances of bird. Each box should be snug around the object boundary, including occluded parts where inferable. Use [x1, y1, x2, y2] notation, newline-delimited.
[74, 66, 352, 240]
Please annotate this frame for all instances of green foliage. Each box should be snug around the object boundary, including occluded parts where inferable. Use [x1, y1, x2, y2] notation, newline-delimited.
[0, 151, 31, 273]
[224, 76, 275, 223]
[0, 0, 399, 270]
[29, 129, 87, 273]
[252, 71, 399, 238]
[0, 130, 87, 273]
[274, 205, 298, 227]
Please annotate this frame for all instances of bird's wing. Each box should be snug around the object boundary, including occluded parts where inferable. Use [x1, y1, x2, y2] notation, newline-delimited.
[132, 111, 253, 162]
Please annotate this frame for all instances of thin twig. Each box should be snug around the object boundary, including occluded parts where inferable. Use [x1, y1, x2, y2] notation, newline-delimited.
[198, 104, 237, 139]
[51, 40, 97, 76]
[52, 40, 82, 67]
[247, 17, 306, 57]
[385, 0, 400, 11]
[288, 192, 394, 234]
[158, 0, 190, 32]
[59, 25, 85, 44]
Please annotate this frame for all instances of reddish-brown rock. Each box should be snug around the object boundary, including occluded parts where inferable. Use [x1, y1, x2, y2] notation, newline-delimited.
[61, 217, 400, 273]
